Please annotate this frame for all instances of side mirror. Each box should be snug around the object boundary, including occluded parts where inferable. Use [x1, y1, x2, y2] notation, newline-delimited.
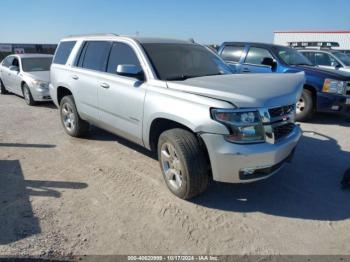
[334, 62, 342, 69]
[9, 65, 19, 72]
[116, 64, 144, 81]
[261, 57, 277, 71]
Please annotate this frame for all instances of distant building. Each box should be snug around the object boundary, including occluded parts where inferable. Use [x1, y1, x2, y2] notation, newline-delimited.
[0, 43, 57, 61]
[273, 30, 350, 50]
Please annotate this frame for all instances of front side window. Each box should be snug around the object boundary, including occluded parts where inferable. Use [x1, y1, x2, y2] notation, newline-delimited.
[2, 56, 14, 67]
[274, 46, 313, 66]
[333, 52, 350, 66]
[142, 43, 232, 81]
[107, 42, 141, 74]
[315, 52, 335, 66]
[221, 45, 244, 63]
[80, 41, 111, 71]
[245, 47, 273, 65]
[21, 57, 53, 72]
[53, 41, 76, 65]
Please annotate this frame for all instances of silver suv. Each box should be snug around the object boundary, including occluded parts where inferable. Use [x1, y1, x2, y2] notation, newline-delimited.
[50, 34, 304, 199]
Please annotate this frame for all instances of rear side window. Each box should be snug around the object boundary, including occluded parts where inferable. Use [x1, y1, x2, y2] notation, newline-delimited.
[80, 41, 111, 71]
[220, 45, 244, 62]
[245, 47, 273, 65]
[53, 41, 76, 65]
[107, 42, 141, 74]
[302, 52, 315, 64]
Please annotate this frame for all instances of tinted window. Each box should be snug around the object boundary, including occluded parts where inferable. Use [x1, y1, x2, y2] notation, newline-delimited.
[2, 56, 14, 67]
[142, 43, 232, 81]
[245, 47, 273, 65]
[274, 46, 313, 66]
[53, 41, 76, 65]
[21, 57, 53, 72]
[107, 42, 141, 74]
[81, 41, 111, 71]
[333, 52, 350, 66]
[315, 52, 335, 66]
[221, 45, 244, 62]
[301, 52, 315, 64]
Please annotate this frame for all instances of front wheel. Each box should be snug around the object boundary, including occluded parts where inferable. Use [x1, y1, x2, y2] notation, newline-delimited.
[296, 89, 314, 122]
[60, 95, 90, 137]
[23, 84, 36, 106]
[157, 128, 209, 199]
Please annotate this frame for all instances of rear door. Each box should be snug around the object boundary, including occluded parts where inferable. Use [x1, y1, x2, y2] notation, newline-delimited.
[219, 45, 245, 72]
[241, 46, 274, 73]
[98, 41, 146, 145]
[71, 41, 111, 122]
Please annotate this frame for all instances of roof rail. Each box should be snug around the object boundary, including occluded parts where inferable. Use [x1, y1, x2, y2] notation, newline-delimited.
[66, 33, 119, 38]
[288, 41, 339, 49]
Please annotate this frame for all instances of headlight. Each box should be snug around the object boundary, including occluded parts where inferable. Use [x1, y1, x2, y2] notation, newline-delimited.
[32, 80, 49, 89]
[322, 79, 345, 95]
[211, 109, 265, 144]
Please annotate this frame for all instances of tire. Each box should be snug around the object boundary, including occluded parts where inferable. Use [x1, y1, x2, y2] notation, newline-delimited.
[22, 83, 36, 106]
[296, 89, 314, 122]
[0, 79, 8, 94]
[60, 95, 90, 137]
[157, 128, 209, 199]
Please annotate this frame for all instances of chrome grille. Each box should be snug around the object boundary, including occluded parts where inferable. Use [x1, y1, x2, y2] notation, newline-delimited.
[273, 123, 295, 141]
[268, 104, 295, 118]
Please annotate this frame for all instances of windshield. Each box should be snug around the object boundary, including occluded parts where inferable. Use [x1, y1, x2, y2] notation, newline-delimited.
[333, 52, 350, 66]
[142, 43, 232, 81]
[21, 57, 52, 72]
[274, 46, 313, 66]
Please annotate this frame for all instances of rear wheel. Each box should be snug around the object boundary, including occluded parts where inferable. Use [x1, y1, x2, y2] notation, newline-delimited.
[0, 79, 8, 94]
[157, 128, 209, 199]
[60, 95, 90, 137]
[22, 84, 36, 106]
[296, 89, 314, 122]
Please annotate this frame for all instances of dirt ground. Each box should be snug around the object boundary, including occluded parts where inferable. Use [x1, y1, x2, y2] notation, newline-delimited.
[1, 93, 350, 257]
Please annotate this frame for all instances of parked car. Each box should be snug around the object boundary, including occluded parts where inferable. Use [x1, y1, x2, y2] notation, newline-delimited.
[298, 49, 350, 73]
[218, 42, 350, 121]
[50, 34, 304, 199]
[0, 54, 53, 105]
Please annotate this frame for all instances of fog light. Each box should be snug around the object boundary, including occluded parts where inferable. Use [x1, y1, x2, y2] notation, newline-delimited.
[241, 167, 256, 175]
[331, 105, 340, 111]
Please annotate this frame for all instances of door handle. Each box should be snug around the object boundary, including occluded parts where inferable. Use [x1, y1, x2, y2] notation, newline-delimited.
[72, 75, 79, 80]
[100, 83, 110, 89]
[242, 68, 250, 73]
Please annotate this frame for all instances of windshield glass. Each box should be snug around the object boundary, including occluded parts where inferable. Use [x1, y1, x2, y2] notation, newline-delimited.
[274, 46, 313, 66]
[333, 52, 350, 66]
[142, 43, 232, 80]
[21, 57, 52, 72]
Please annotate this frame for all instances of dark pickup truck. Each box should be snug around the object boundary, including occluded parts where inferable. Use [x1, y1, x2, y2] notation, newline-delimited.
[218, 42, 350, 121]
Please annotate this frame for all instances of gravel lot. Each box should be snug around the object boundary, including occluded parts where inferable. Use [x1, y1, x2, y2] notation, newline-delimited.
[1, 93, 350, 256]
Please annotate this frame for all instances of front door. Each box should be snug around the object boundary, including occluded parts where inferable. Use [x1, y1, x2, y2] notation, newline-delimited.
[241, 46, 273, 73]
[98, 42, 146, 145]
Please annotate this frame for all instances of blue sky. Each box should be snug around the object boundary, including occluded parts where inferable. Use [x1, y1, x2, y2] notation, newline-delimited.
[1, 0, 349, 44]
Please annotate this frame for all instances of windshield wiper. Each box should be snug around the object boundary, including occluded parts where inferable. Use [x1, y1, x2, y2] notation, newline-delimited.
[166, 73, 223, 81]
[165, 74, 200, 81]
[293, 63, 313, 66]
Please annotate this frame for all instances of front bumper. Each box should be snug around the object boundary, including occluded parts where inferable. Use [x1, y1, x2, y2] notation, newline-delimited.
[317, 93, 349, 114]
[201, 125, 302, 183]
[31, 86, 52, 102]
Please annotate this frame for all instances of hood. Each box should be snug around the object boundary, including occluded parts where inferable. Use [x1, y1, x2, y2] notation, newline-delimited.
[23, 71, 50, 82]
[166, 72, 305, 108]
[289, 65, 350, 80]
